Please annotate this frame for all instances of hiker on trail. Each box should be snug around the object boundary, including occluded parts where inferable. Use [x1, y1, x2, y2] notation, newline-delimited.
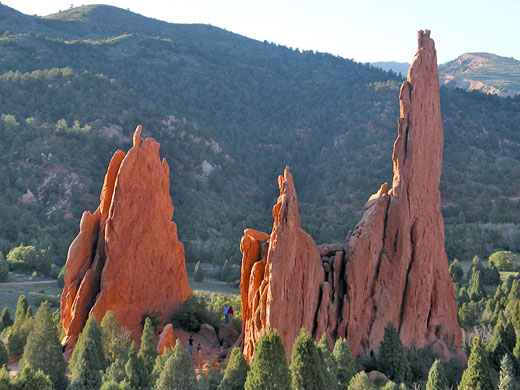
[228, 305, 234, 322]
[189, 335, 194, 355]
[223, 304, 230, 323]
[197, 343, 202, 368]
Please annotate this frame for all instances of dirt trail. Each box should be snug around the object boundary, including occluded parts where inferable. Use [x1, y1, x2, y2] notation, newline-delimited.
[0, 280, 56, 286]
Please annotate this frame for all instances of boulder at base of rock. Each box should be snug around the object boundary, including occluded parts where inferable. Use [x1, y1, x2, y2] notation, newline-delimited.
[60, 125, 192, 353]
[199, 324, 219, 347]
[218, 323, 240, 348]
[157, 324, 176, 354]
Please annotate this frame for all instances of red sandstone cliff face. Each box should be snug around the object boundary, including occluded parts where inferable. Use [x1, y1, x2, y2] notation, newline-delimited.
[60, 126, 192, 351]
[240, 168, 325, 362]
[240, 30, 464, 363]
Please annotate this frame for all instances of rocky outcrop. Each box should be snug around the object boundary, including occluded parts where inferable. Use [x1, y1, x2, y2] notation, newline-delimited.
[60, 125, 192, 352]
[240, 167, 325, 362]
[157, 324, 176, 354]
[240, 31, 464, 363]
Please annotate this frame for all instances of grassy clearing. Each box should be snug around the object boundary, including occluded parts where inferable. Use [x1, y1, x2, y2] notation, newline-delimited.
[0, 273, 61, 314]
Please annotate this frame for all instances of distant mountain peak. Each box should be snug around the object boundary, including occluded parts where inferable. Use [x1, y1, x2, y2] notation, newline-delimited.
[439, 52, 520, 97]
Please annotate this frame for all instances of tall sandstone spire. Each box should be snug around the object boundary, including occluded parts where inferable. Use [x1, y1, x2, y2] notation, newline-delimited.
[60, 126, 192, 352]
[239, 30, 464, 363]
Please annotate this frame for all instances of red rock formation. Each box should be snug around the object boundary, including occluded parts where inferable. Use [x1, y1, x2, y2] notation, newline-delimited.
[240, 31, 464, 363]
[334, 30, 463, 361]
[157, 324, 176, 354]
[240, 167, 325, 363]
[60, 125, 192, 352]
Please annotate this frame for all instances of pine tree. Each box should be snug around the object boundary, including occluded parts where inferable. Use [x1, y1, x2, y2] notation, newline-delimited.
[151, 346, 174, 386]
[468, 270, 486, 301]
[101, 311, 131, 364]
[244, 329, 291, 390]
[458, 337, 494, 390]
[7, 298, 34, 360]
[19, 301, 67, 390]
[289, 328, 324, 390]
[0, 340, 8, 369]
[487, 321, 511, 371]
[425, 359, 448, 390]
[138, 317, 157, 375]
[316, 333, 337, 390]
[154, 342, 197, 390]
[0, 251, 8, 282]
[103, 358, 127, 385]
[218, 347, 249, 390]
[498, 354, 518, 390]
[0, 367, 10, 389]
[69, 314, 107, 390]
[14, 295, 30, 323]
[0, 307, 12, 332]
[378, 323, 411, 383]
[194, 261, 204, 282]
[348, 371, 376, 390]
[12, 366, 53, 390]
[449, 259, 464, 283]
[333, 337, 356, 389]
[504, 320, 517, 352]
[124, 342, 148, 390]
[382, 381, 402, 390]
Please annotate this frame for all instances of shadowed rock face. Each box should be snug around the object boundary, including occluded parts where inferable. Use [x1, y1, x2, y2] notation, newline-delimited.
[240, 30, 464, 363]
[60, 126, 192, 352]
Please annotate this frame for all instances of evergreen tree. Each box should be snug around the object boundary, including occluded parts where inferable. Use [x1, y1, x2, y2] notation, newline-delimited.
[0, 367, 10, 389]
[333, 337, 356, 389]
[449, 259, 464, 283]
[425, 359, 448, 390]
[468, 270, 486, 301]
[124, 342, 148, 390]
[498, 354, 518, 390]
[0, 307, 13, 331]
[218, 347, 249, 390]
[0, 340, 8, 369]
[244, 329, 291, 390]
[0, 251, 8, 282]
[514, 332, 520, 366]
[194, 261, 204, 282]
[348, 371, 376, 390]
[487, 321, 511, 371]
[7, 295, 33, 358]
[316, 333, 337, 390]
[289, 328, 324, 390]
[69, 314, 107, 390]
[103, 358, 127, 385]
[138, 317, 157, 375]
[101, 311, 131, 364]
[100, 381, 132, 390]
[19, 301, 67, 390]
[458, 337, 494, 390]
[12, 366, 52, 390]
[151, 346, 174, 386]
[504, 320, 517, 352]
[14, 295, 30, 323]
[378, 323, 411, 383]
[382, 381, 403, 390]
[154, 342, 197, 390]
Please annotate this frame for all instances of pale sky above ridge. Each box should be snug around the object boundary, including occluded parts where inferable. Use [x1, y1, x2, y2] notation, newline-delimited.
[2, 0, 519, 64]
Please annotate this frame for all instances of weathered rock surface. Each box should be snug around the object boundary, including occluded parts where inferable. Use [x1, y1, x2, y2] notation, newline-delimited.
[240, 31, 464, 363]
[60, 125, 192, 352]
[240, 167, 325, 362]
[218, 323, 240, 348]
[199, 324, 219, 346]
[157, 324, 176, 354]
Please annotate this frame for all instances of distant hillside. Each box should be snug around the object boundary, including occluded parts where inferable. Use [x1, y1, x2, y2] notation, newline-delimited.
[439, 52, 520, 97]
[0, 3, 519, 280]
[371, 61, 410, 75]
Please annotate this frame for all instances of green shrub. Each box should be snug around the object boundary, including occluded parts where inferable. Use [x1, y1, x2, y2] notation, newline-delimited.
[171, 296, 219, 332]
[489, 251, 520, 271]
[57, 265, 65, 288]
[0, 252, 8, 282]
[194, 261, 204, 282]
[6, 245, 50, 275]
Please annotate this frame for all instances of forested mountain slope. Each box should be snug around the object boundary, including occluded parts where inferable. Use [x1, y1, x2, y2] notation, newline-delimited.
[1, 4, 519, 278]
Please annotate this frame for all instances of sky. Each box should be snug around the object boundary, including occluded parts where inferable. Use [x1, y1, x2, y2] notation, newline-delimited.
[2, 0, 519, 64]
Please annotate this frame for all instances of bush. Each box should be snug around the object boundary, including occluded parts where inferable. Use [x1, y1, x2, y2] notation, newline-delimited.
[194, 261, 204, 282]
[171, 296, 219, 332]
[0, 252, 8, 282]
[6, 244, 50, 274]
[57, 265, 65, 288]
[489, 251, 520, 271]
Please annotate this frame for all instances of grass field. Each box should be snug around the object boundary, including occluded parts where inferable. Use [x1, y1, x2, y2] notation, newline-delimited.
[0, 273, 62, 315]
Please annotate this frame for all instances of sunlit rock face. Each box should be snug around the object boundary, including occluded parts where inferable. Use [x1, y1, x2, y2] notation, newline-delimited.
[60, 125, 192, 353]
[240, 31, 464, 363]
